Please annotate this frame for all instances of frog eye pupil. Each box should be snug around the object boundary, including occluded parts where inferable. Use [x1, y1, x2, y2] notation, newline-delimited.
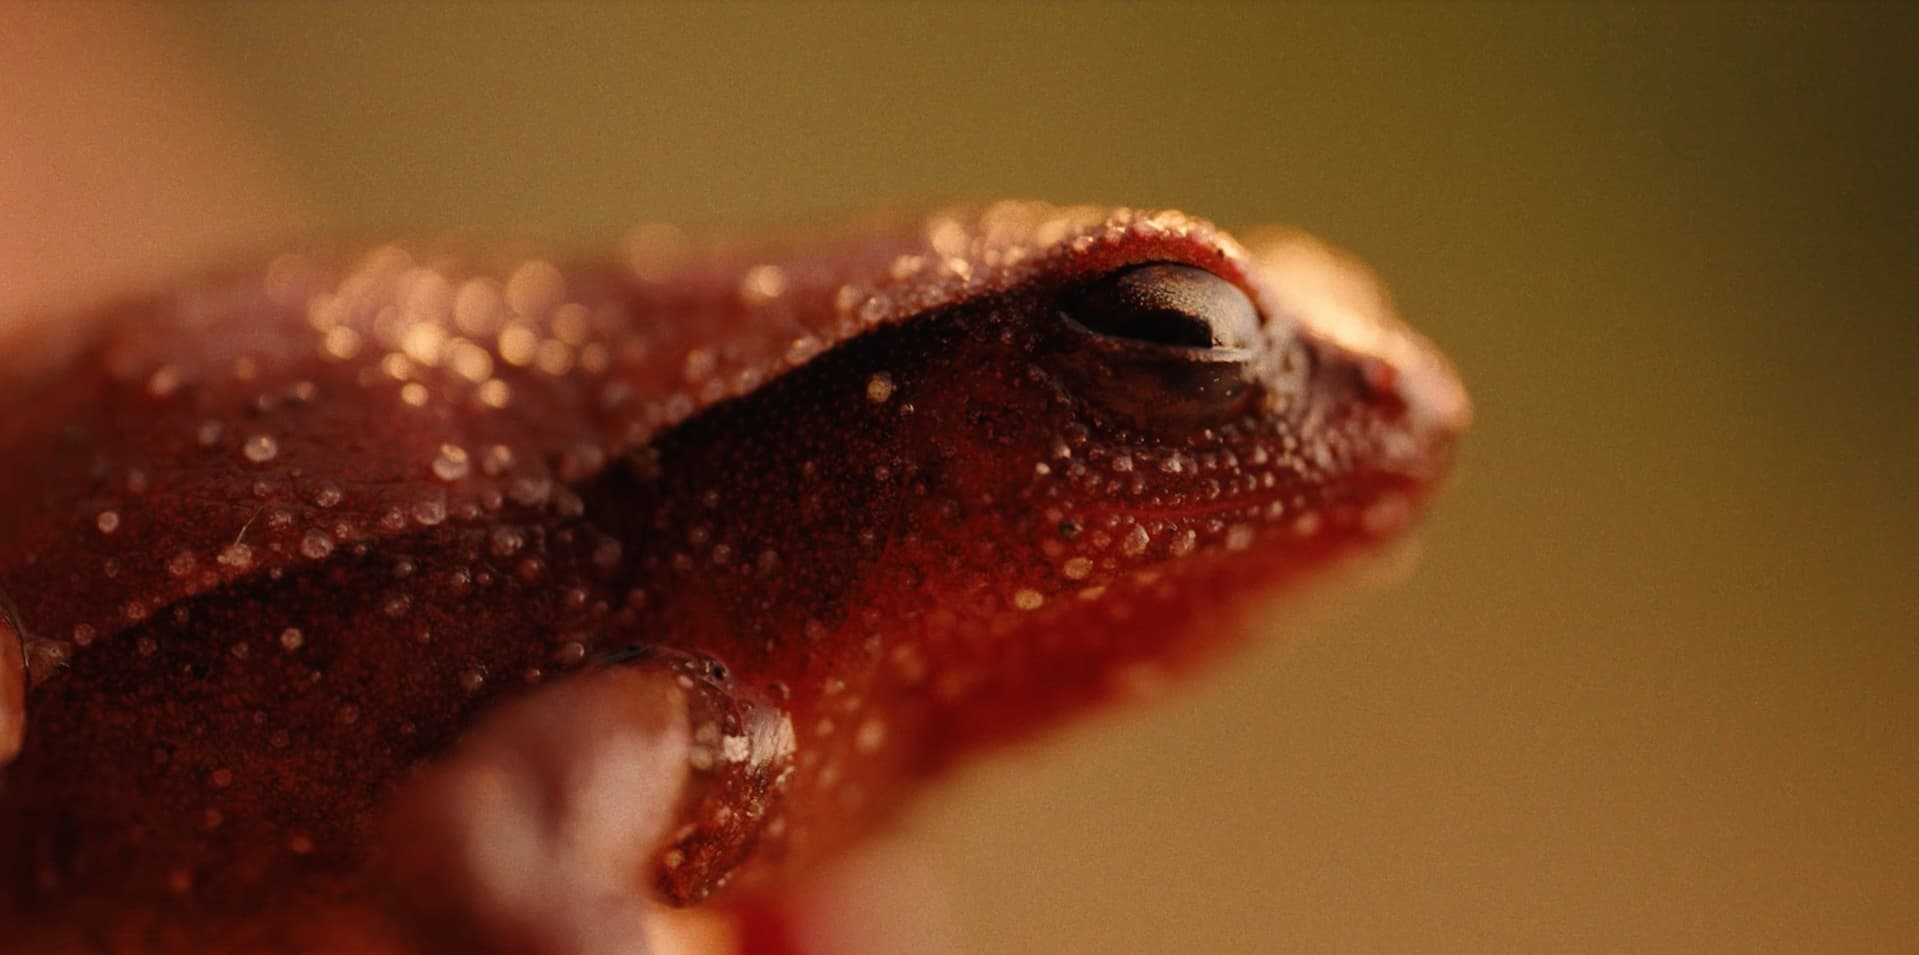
[1072, 263, 1260, 350]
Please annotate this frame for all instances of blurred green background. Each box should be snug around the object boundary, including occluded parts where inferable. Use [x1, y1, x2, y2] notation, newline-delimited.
[163, 3, 1917, 952]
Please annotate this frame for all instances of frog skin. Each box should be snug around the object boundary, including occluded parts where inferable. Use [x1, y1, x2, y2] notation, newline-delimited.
[0, 202, 1469, 954]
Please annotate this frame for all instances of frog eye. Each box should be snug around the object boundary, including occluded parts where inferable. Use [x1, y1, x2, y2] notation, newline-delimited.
[1050, 263, 1264, 432]
[1070, 263, 1261, 350]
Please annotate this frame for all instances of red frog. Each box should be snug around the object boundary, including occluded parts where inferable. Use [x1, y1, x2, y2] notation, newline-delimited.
[0, 202, 1468, 954]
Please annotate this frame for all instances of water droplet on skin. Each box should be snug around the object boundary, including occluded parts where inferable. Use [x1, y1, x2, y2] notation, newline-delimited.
[786, 336, 822, 364]
[1062, 557, 1094, 580]
[1169, 529, 1198, 558]
[480, 444, 515, 477]
[458, 668, 485, 693]
[279, 628, 305, 651]
[313, 483, 343, 508]
[431, 444, 470, 482]
[477, 378, 512, 408]
[489, 527, 525, 558]
[146, 365, 182, 399]
[506, 260, 566, 317]
[1013, 589, 1045, 611]
[506, 476, 552, 507]
[682, 348, 717, 385]
[497, 321, 539, 367]
[95, 511, 121, 534]
[1121, 524, 1150, 557]
[866, 372, 896, 404]
[383, 596, 411, 619]
[401, 322, 447, 367]
[1225, 524, 1256, 551]
[299, 531, 334, 560]
[411, 497, 448, 526]
[322, 326, 362, 360]
[1292, 512, 1322, 538]
[738, 264, 787, 305]
[243, 435, 279, 463]
[217, 543, 255, 569]
[196, 420, 225, 447]
[454, 278, 504, 335]
[71, 624, 96, 647]
[856, 718, 887, 753]
[400, 383, 430, 407]
[535, 340, 573, 376]
[166, 551, 197, 578]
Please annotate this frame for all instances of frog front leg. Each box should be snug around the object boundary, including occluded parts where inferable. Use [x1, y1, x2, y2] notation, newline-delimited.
[374, 650, 795, 955]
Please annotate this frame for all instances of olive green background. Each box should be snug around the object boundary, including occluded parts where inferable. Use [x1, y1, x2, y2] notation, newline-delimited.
[164, 4, 1918, 952]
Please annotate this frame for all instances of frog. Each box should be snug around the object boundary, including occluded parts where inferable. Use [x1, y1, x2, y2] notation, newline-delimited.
[0, 201, 1469, 954]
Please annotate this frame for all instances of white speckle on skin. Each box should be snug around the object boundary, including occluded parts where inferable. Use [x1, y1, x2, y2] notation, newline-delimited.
[217, 543, 254, 569]
[431, 444, 471, 482]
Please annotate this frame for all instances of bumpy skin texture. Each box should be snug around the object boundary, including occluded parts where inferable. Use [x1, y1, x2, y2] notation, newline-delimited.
[0, 203, 1468, 952]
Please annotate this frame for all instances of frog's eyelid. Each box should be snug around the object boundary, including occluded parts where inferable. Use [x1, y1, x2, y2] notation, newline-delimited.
[1054, 311, 1255, 364]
